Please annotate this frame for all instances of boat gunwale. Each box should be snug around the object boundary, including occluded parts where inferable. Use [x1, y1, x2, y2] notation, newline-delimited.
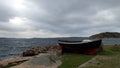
[58, 39, 101, 45]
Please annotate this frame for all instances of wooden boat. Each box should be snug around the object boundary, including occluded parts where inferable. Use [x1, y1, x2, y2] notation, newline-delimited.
[58, 39, 102, 55]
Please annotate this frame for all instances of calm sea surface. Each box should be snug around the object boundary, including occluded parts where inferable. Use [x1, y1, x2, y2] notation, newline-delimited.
[0, 38, 120, 60]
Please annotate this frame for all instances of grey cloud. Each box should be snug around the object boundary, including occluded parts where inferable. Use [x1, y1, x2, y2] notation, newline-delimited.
[0, 1, 16, 22]
[0, 0, 120, 37]
[0, 23, 26, 32]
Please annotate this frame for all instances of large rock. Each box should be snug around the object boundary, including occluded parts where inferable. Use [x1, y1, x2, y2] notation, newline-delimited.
[11, 54, 61, 68]
[0, 57, 32, 67]
[23, 46, 61, 57]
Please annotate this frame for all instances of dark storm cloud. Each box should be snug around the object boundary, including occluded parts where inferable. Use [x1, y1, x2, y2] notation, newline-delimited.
[0, 0, 120, 37]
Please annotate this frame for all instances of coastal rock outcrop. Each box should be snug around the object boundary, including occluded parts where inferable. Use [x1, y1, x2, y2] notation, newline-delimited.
[89, 32, 120, 39]
[23, 46, 61, 57]
[0, 57, 33, 67]
[11, 54, 61, 68]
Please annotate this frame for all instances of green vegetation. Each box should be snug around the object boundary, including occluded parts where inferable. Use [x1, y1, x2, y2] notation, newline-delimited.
[98, 45, 120, 55]
[83, 55, 120, 68]
[58, 53, 94, 68]
[83, 45, 120, 68]
[59, 45, 120, 68]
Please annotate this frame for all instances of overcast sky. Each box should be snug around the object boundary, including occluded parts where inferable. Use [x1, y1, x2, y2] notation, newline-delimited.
[0, 0, 120, 38]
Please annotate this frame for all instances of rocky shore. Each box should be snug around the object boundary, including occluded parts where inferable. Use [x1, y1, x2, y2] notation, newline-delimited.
[23, 45, 61, 57]
[0, 45, 62, 68]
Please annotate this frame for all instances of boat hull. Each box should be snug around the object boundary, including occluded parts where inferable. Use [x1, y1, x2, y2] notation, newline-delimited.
[58, 39, 102, 55]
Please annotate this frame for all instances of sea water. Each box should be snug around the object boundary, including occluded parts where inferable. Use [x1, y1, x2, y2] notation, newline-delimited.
[0, 38, 120, 60]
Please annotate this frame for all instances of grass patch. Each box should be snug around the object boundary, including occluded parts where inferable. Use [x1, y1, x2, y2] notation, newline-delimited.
[97, 50, 114, 55]
[98, 45, 120, 55]
[59, 45, 120, 68]
[81, 45, 120, 68]
[58, 53, 94, 68]
[83, 55, 120, 68]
